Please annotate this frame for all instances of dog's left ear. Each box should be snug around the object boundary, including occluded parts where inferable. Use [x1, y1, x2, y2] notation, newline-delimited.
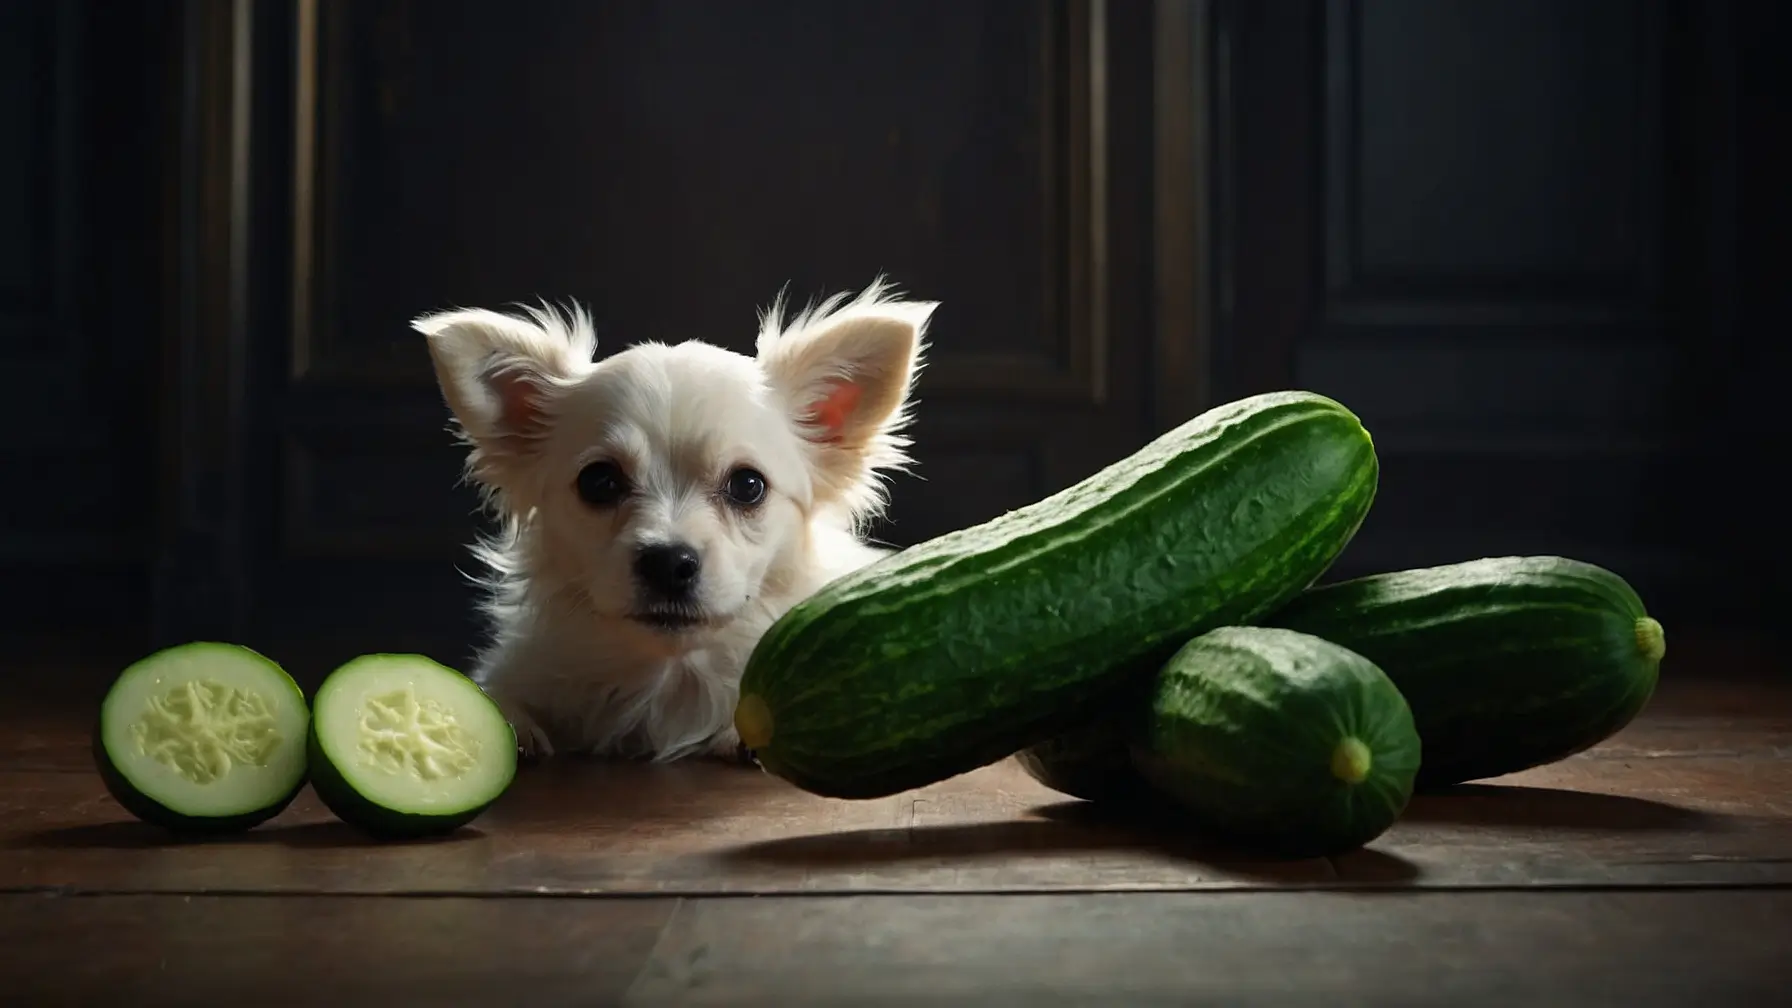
[759, 296, 933, 509]
[413, 307, 589, 492]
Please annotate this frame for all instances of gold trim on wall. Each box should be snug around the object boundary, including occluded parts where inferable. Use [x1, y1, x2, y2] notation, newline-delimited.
[1151, 0, 1217, 429]
[290, 0, 318, 380]
[153, 0, 261, 630]
[919, 0, 1110, 404]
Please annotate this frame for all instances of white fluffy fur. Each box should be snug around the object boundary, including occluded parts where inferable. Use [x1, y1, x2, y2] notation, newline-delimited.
[415, 279, 934, 763]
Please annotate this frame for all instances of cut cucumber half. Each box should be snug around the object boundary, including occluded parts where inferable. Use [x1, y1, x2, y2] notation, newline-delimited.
[307, 653, 517, 838]
[93, 642, 310, 834]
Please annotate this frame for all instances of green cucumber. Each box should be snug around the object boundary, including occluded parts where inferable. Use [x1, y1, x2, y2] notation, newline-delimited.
[736, 389, 1379, 799]
[93, 642, 310, 834]
[1266, 555, 1665, 788]
[1130, 626, 1421, 857]
[306, 654, 517, 839]
[1011, 706, 1148, 804]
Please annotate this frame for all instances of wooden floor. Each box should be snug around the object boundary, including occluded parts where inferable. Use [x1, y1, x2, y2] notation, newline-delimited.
[3, 635, 1789, 1006]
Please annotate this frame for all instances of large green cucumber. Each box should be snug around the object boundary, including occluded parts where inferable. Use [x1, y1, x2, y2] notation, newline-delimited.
[735, 390, 1380, 799]
[1130, 626, 1421, 857]
[1266, 555, 1666, 788]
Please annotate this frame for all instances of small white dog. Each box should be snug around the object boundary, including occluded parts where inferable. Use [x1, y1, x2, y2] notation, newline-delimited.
[414, 279, 933, 764]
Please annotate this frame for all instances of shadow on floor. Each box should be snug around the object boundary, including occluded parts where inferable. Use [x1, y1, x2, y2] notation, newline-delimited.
[712, 800, 1424, 886]
[8, 818, 488, 851]
[478, 756, 783, 830]
[1402, 783, 1732, 832]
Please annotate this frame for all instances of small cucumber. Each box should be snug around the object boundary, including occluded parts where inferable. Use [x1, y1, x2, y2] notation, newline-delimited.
[1130, 626, 1421, 858]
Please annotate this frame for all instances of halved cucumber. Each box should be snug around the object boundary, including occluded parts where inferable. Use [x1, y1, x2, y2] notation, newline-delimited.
[93, 642, 310, 834]
[306, 653, 517, 839]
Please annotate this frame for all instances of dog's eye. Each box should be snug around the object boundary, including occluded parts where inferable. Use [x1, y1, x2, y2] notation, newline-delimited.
[724, 467, 768, 507]
[575, 460, 629, 507]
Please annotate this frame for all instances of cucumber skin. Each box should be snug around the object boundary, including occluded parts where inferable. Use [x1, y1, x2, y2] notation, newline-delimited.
[1266, 555, 1664, 789]
[1130, 626, 1421, 859]
[740, 390, 1379, 800]
[91, 720, 304, 836]
[306, 713, 518, 841]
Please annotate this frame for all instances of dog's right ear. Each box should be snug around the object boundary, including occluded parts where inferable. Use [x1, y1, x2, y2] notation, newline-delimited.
[413, 307, 585, 486]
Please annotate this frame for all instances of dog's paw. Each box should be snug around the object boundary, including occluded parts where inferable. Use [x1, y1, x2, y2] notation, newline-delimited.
[516, 721, 555, 763]
[704, 727, 757, 767]
[497, 698, 554, 762]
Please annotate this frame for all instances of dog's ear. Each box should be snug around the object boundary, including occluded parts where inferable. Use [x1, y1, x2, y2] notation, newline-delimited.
[758, 293, 933, 513]
[413, 307, 589, 487]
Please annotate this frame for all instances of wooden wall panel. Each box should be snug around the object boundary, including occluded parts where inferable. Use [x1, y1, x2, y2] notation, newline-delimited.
[1216, 0, 1723, 617]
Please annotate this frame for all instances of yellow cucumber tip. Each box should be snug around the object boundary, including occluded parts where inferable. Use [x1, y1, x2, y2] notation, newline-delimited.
[735, 693, 774, 752]
[1634, 617, 1666, 663]
[1330, 737, 1373, 785]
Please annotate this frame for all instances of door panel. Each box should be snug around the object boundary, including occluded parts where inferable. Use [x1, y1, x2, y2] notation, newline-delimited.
[1216, 0, 1732, 623]
[243, 0, 1164, 659]
[1314, 0, 1678, 585]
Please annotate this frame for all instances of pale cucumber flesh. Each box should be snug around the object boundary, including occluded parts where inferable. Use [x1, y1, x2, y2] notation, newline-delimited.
[97, 642, 309, 820]
[310, 655, 515, 816]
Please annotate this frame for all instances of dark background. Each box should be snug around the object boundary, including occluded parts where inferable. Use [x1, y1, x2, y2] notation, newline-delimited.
[5, 0, 1786, 682]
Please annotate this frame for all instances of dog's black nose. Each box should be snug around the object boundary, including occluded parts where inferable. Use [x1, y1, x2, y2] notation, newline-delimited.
[634, 543, 702, 597]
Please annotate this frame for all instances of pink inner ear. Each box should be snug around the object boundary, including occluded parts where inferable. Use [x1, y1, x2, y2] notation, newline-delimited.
[806, 379, 862, 444]
[488, 363, 549, 437]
